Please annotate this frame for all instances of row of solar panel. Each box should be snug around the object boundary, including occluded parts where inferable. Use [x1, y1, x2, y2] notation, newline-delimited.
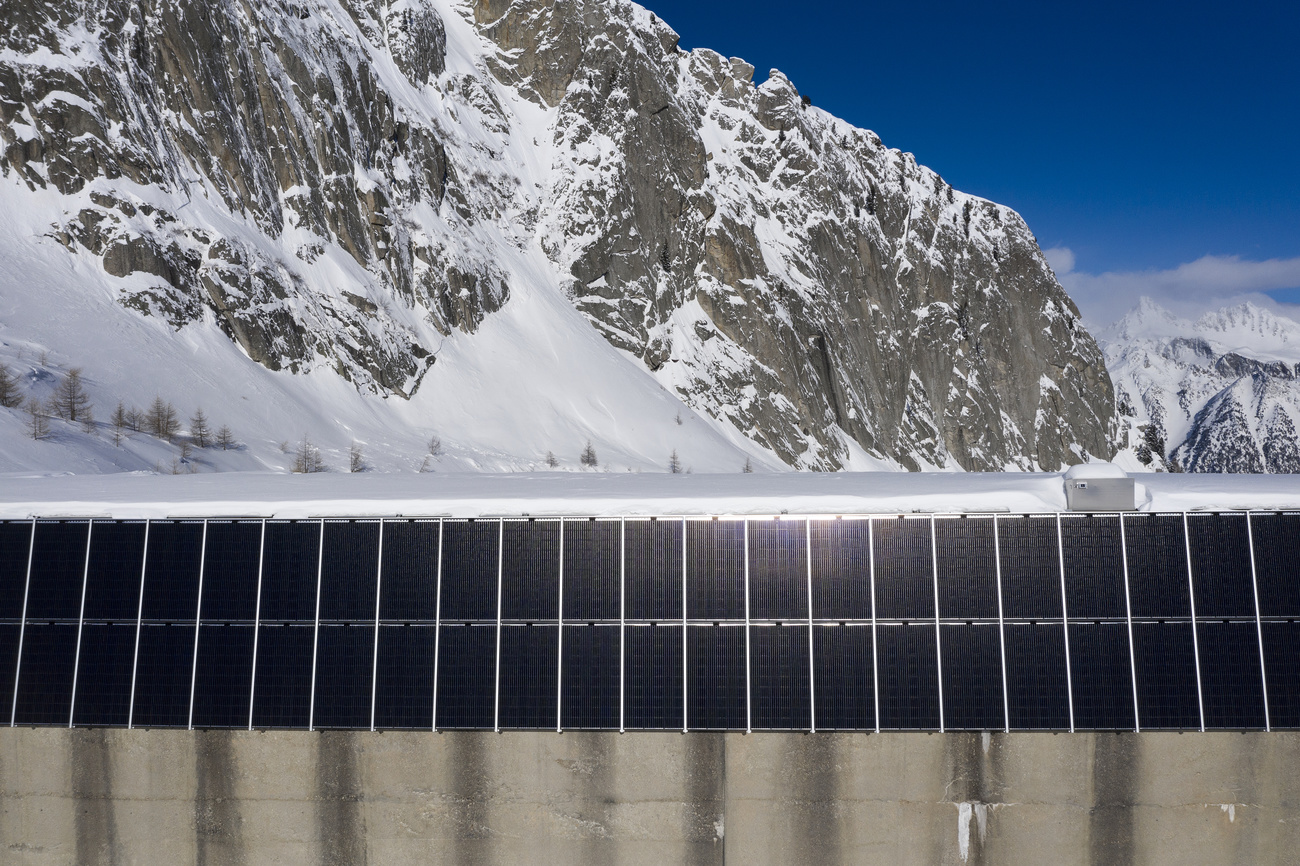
[2, 514, 1298, 731]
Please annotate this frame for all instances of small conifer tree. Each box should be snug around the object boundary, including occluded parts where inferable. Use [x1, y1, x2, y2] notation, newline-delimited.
[545, 450, 560, 468]
[350, 441, 365, 473]
[26, 397, 50, 440]
[111, 402, 129, 445]
[145, 397, 180, 441]
[742, 457, 754, 474]
[0, 363, 20, 408]
[669, 450, 682, 474]
[215, 425, 236, 451]
[579, 441, 598, 469]
[190, 409, 210, 448]
[52, 368, 92, 422]
[292, 434, 325, 473]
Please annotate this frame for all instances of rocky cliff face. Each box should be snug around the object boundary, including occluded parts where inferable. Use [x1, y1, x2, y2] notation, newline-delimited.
[1104, 299, 1300, 474]
[0, 0, 1115, 470]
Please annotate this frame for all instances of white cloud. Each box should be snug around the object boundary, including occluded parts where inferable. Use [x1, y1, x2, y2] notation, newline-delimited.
[1050, 250, 1300, 327]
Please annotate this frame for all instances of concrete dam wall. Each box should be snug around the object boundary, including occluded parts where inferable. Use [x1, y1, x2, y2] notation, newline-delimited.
[2, 728, 1298, 865]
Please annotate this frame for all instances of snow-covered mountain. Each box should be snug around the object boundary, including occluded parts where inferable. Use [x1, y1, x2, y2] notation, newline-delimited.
[1104, 298, 1300, 473]
[0, 0, 1115, 476]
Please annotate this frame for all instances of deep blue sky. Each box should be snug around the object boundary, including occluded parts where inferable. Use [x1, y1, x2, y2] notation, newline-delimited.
[644, 0, 1300, 319]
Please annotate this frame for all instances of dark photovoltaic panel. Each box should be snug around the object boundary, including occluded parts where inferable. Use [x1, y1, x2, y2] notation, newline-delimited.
[809, 520, 871, 620]
[257, 522, 320, 622]
[624, 624, 683, 729]
[1186, 515, 1255, 618]
[130, 623, 195, 727]
[563, 521, 621, 621]
[434, 624, 496, 729]
[251, 623, 314, 728]
[0, 521, 33, 621]
[374, 625, 434, 729]
[501, 521, 560, 622]
[191, 624, 254, 727]
[940, 624, 1005, 730]
[378, 521, 439, 621]
[1196, 622, 1266, 729]
[872, 519, 935, 621]
[1060, 516, 1127, 619]
[749, 624, 811, 730]
[687, 626, 746, 730]
[319, 521, 379, 622]
[313, 624, 375, 729]
[139, 522, 203, 622]
[0, 623, 19, 724]
[1251, 514, 1300, 618]
[686, 521, 745, 621]
[26, 521, 90, 621]
[935, 518, 999, 621]
[1123, 515, 1192, 619]
[82, 521, 146, 621]
[71, 622, 136, 726]
[876, 624, 940, 730]
[1132, 622, 1200, 729]
[1067, 623, 1135, 730]
[997, 516, 1064, 620]
[199, 522, 262, 622]
[439, 521, 500, 622]
[560, 624, 620, 729]
[625, 519, 682, 621]
[812, 625, 874, 730]
[497, 624, 558, 729]
[1003, 622, 1070, 730]
[13, 623, 78, 724]
[1262, 623, 1300, 729]
[748, 521, 808, 622]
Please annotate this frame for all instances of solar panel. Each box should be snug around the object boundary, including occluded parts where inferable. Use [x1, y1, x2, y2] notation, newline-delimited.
[1261, 622, 1300, 729]
[433, 624, 495, 729]
[1250, 514, 1300, 618]
[438, 521, 500, 623]
[378, 521, 439, 621]
[624, 519, 682, 621]
[1003, 622, 1070, 730]
[139, 521, 203, 623]
[250, 623, 314, 728]
[940, 624, 1005, 730]
[1059, 516, 1126, 620]
[71, 622, 136, 726]
[198, 521, 262, 622]
[318, 521, 379, 622]
[749, 624, 811, 730]
[809, 519, 872, 620]
[560, 624, 620, 729]
[562, 521, 621, 622]
[748, 521, 808, 622]
[875, 623, 940, 730]
[257, 522, 320, 623]
[872, 518, 935, 621]
[312, 623, 375, 729]
[811, 624, 874, 730]
[26, 521, 89, 621]
[82, 521, 146, 621]
[997, 516, 1064, 620]
[935, 518, 998, 621]
[1186, 514, 1255, 618]
[0, 622, 19, 724]
[686, 625, 746, 730]
[129, 623, 195, 727]
[497, 624, 558, 729]
[1196, 621, 1266, 730]
[373, 624, 434, 729]
[0, 521, 32, 621]
[13, 622, 78, 724]
[1123, 515, 1193, 620]
[686, 521, 745, 621]
[190, 623, 254, 728]
[623, 624, 683, 729]
[1066, 622, 1135, 730]
[501, 521, 560, 622]
[1131, 622, 1200, 730]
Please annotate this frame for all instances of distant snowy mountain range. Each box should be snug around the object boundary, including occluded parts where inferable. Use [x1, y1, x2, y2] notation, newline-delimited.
[1103, 298, 1300, 473]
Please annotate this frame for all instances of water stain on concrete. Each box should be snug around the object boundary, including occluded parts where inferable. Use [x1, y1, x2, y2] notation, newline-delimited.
[682, 732, 725, 866]
[195, 730, 245, 866]
[1089, 733, 1136, 866]
[315, 731, 367, 865]
[785, 733, 842, 863]
[72, 728, 120, 866]
[447, 732, 493, 866]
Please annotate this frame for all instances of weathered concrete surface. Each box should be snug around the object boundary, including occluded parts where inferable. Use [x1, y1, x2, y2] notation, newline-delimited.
[1, 729, 1298, 865]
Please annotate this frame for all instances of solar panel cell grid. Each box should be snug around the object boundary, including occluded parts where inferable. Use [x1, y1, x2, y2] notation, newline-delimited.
[1122, 515, 1193, 620]
[686, 521, 745, 621]
[190, 624, 254, 728]
[497, 624, 558, 729]
[1186, 515, 1256, 618]
[251, 623, 314, 728]
[996, 517, 1064, 620]
[82, 521, 146, 621]
[686, 625, 746, 730]
[26, 522, 89, 621]
[560, 624, 620, 729]
[562, 521, 621, 622]
[318, 521, 379, 622]
[935, 518, 999, 621]
[312, 623, 376, 729]
[198, 522, 262, 623]
[749, 624, 811, 730]
[748, 521, 808, 622]
[872, 519, 935, 621]
[1262, 622, 1300, 729]
[434, 624, 496, 729]
[811, 624, 874, 730]
[809, 520, 872, 620]
[139, 522, 203, 623]
[624, 520, 682, 621]
[501, 521, 560, 622]
[875, 623, 940, 730]
[1196, 621, 1267, 730]
[940, 624, 1005, 730]
[378, 521, 440, 621]
[1060, 517, 1127, 620]
[257, 522, 320, 623]
[374, 624, 435, 729]
[0, 521, 32, 621]
[1131, 622, 1201, 730]
[1066, 622, 1135, 730]
[438, 521, 500, 623]
[130, 623, 195, 727]
[1003, 622, 1071, 730]
[0, 623, 19, 724]
[624, 624, 683, 729]
[1251, 514, 1300, 618]
[71, 622, 136, 726]
[13, 622, 79, 725]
